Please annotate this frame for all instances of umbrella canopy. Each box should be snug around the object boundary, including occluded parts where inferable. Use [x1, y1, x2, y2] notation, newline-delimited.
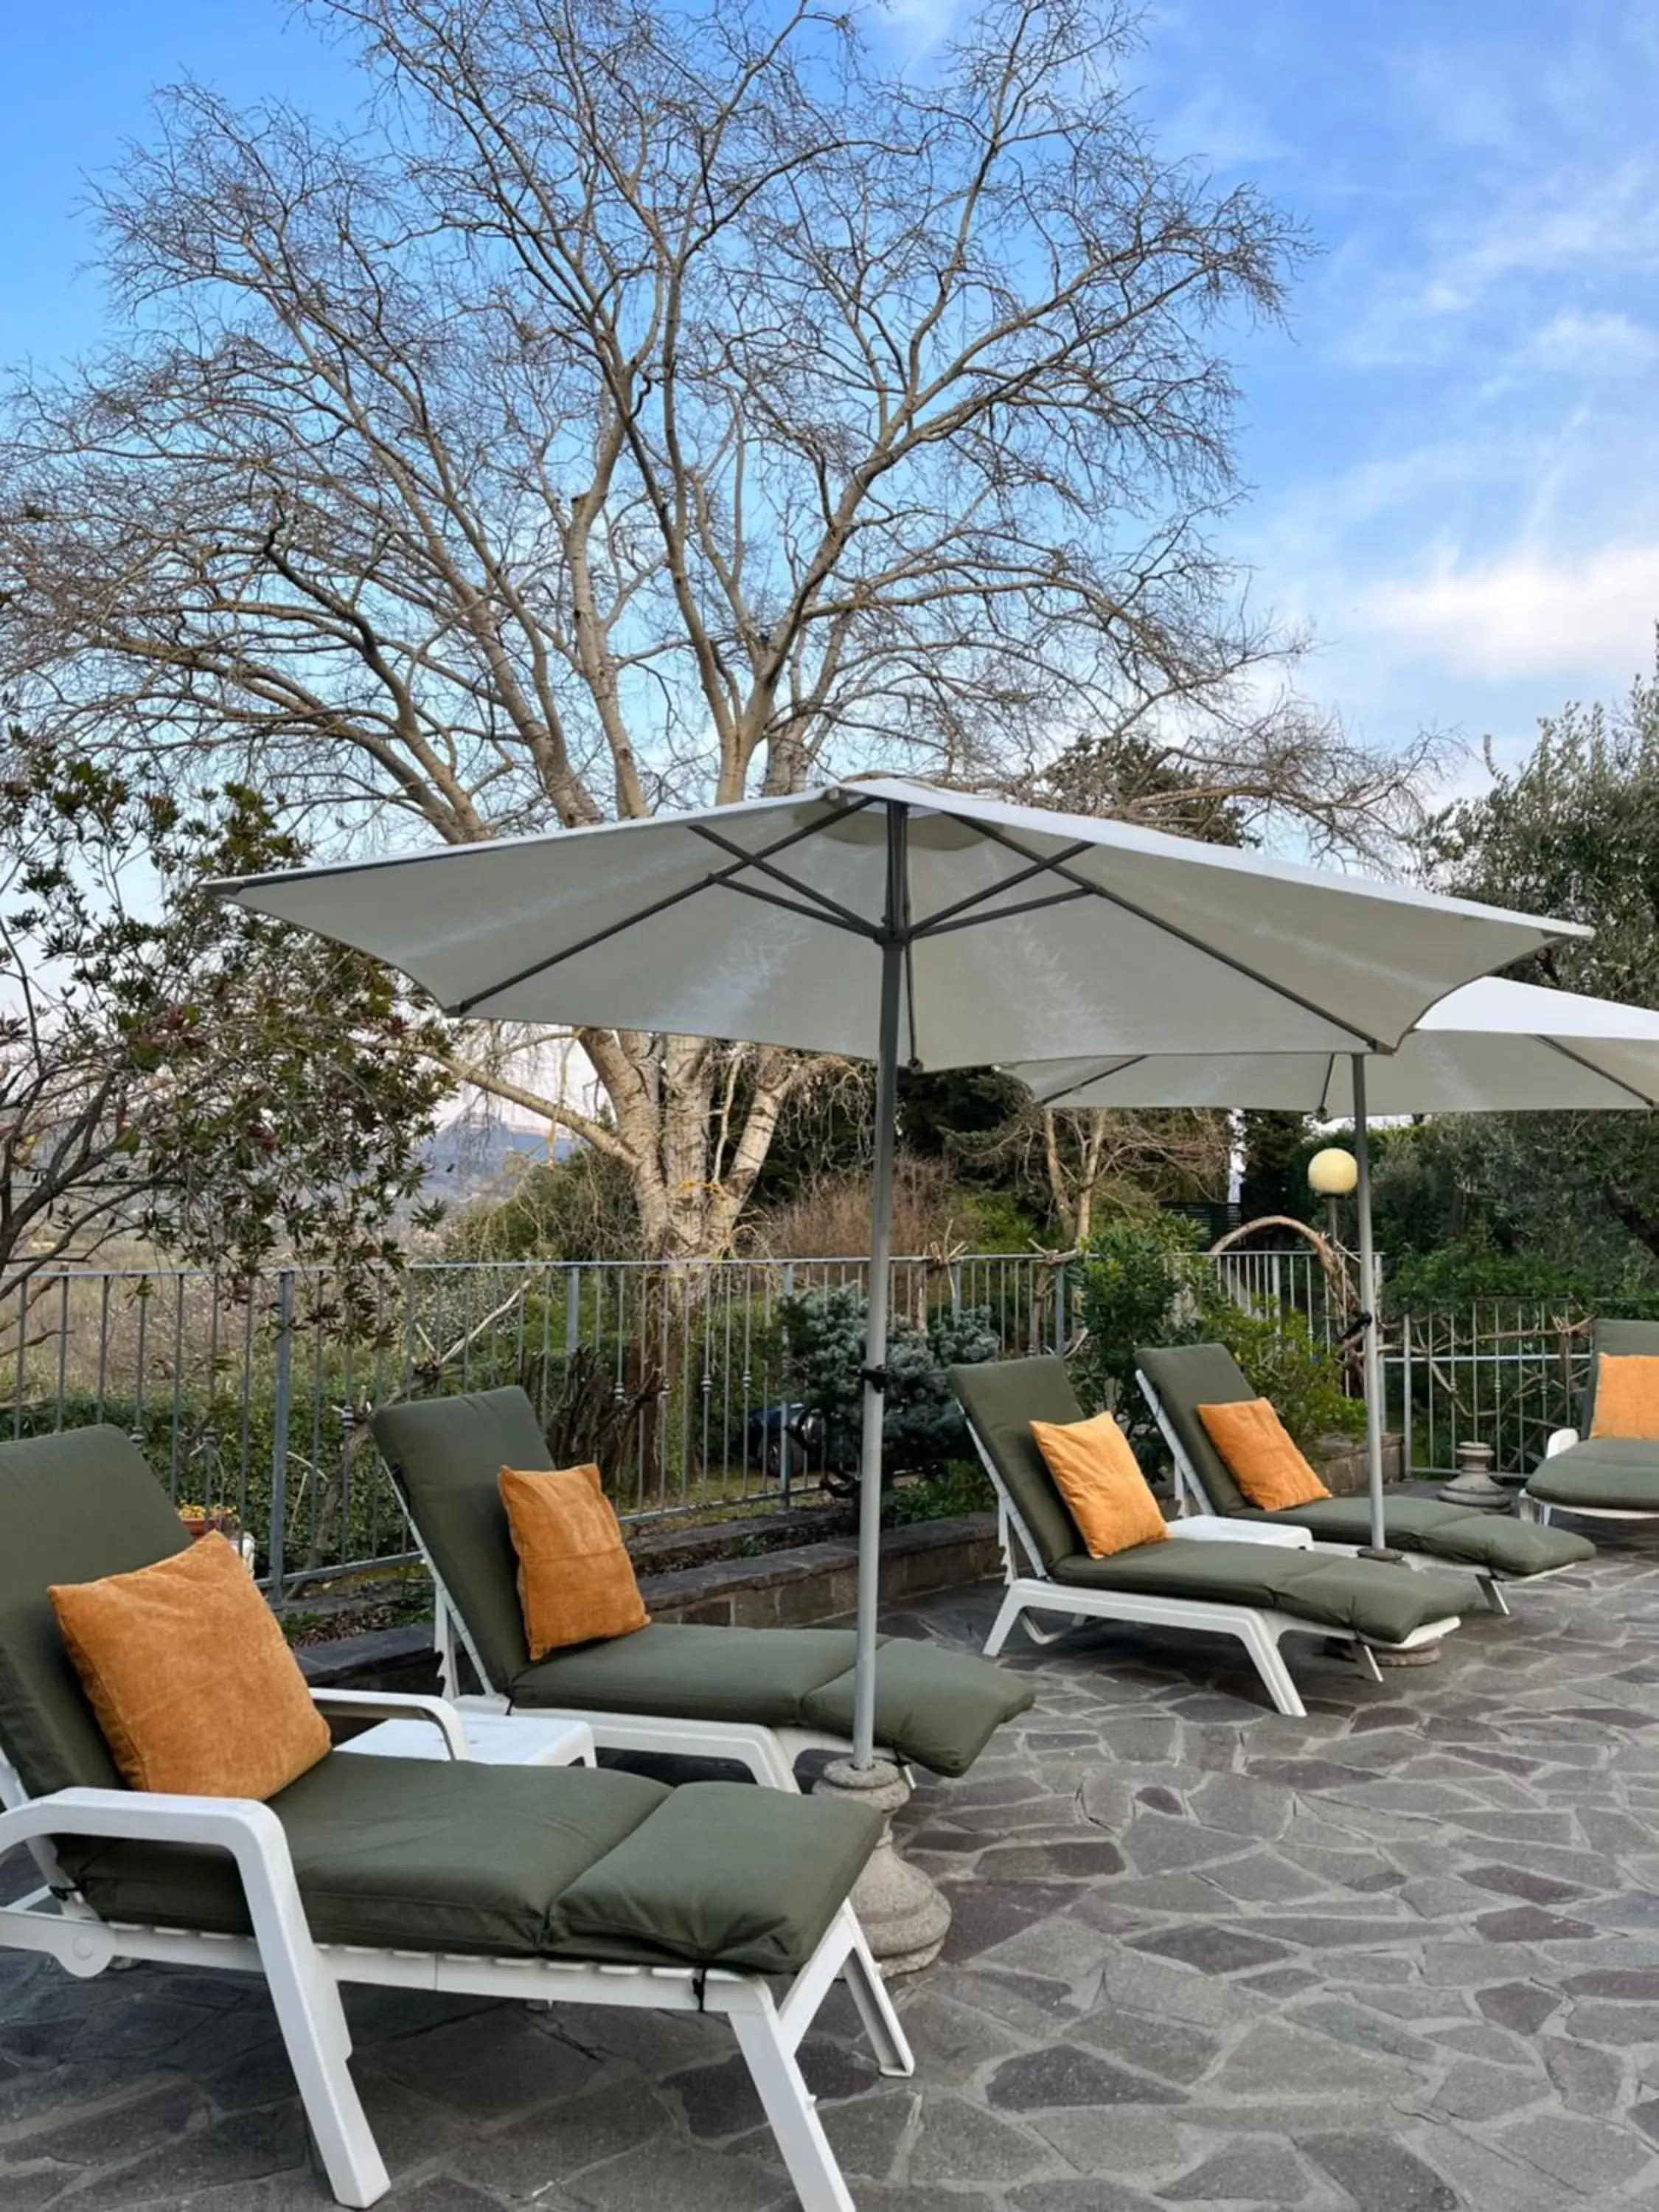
[1010, 977, 1659, 1114]
[1008, 973, 1659, 1551]
[217, 779, 1586, 1759]
[218, 780, 1582, 1067]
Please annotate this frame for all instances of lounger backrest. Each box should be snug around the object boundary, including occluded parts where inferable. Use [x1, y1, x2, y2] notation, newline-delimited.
[1582, 1319, 1659, 1436]
[0, 1427, 192, 1798]
[372, 1387, 553, 1688]
[1133, 1343, 1255, 1515]
[949, 1357, 1088, 1573]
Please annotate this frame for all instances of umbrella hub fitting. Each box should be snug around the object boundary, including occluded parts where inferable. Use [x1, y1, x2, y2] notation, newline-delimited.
[861, 1366, 891, 1393]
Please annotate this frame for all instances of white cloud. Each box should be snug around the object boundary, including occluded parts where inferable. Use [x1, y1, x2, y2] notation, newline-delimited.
[1360, 545, 1659, 683]
[1528, 309, 1659, 376]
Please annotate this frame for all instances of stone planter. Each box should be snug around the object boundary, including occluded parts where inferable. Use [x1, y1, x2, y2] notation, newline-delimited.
[1310, 1431, 1404, 1495]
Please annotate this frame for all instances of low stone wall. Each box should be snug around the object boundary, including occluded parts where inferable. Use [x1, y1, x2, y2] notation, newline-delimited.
[299, 1512, 1001, 1694]
[1313, 1431, 1405, 1495]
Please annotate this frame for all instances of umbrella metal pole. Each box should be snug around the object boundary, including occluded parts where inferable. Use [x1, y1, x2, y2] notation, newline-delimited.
[1352, 1055, 1388, 1553]
[853, 808, 907, 1768]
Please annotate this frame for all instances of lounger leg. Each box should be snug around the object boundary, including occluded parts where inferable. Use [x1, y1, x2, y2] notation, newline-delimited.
[983, 1587, 1026, 1660]
[1353, 1644, 1384, 1686]
[1235, 1619, 1306, 1718]
[249, 1896, 386, 2206]
[1478, 1573, 1512, 1618]
[834, 1906, 915, 2078]
[728, 1996, 856, 2212]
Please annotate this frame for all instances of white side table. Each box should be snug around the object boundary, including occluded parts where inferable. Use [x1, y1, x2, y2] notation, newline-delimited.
[338, 1711, 597, 1767]
[1169, 1514, 1315, 1551]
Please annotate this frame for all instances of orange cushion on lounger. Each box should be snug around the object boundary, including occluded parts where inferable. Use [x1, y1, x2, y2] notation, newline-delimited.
[49, 1533, 330, 1798]
[1590, 1354, 1659, 1440]
[1029, 1412, 1168, 1558]
[1197, 1398, 1331, 1510]
[499, 1464, 650, 1659]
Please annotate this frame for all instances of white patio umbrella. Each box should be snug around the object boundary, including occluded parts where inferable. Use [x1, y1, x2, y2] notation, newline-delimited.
[1009, 975, 1659, 1549]
[216, 779, 1584, 1761]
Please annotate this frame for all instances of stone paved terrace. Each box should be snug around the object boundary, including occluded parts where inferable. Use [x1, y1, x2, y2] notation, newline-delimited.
[10, 1533, 1659, 2211]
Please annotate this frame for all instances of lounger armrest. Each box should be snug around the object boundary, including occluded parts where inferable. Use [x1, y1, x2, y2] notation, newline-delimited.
[1545, 1427, 1581, 1458]
[308, 1688, 470, 1759]
[0, 1786, 306, 1977]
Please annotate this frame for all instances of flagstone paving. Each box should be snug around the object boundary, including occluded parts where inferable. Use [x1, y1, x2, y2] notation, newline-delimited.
[8, 1526, 1659, 2208]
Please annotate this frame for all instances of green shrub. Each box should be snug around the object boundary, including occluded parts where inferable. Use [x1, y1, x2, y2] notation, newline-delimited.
[776, 1284, 998, 1484]
[885, 1461, 996, 1524]
[1072, 1216, 1361, 1461]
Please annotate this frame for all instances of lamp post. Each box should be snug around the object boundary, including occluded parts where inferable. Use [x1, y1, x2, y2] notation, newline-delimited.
[1307, 1130, 1391, 1554]
[1307, 1144, 1358, 1256]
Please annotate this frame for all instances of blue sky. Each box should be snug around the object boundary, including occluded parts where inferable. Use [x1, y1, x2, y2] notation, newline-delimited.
[4, 0, 1657, 796]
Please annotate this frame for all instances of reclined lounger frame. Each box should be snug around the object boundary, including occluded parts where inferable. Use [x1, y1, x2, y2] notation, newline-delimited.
[0, 1689, 911, 2212]
[1520, 1319, 1659, 1527]
[421, 1548, 860, 1792]
[959, 1417, 1453, 1720]
[1522, 1430, 1659, 1527]
[1138, 1368, 1576, 1616]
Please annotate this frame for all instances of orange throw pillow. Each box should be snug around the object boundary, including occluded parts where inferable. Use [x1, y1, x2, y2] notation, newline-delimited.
[1029, 1412, 1169, 1558]
[49, 1533, 330, 1798]
[1197, 1398, 1331, 1510]
[1590, 1354, 1659, 1440]
[499, 1464, 650, 1660]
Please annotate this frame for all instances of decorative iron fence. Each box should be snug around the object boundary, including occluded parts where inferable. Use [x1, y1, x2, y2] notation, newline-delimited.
[0, 1250, 1603, 1597]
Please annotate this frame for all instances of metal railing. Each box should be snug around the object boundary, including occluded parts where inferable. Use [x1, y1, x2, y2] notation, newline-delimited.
[0, 1250, 1607, 1595]
[1, 1253, 1077, 1598]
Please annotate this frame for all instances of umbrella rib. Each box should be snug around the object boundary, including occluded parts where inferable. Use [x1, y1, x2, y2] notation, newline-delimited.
[1025, 1054, 1149, 1107]
[686, 823, 879, 937]
[1539, 1035, 1659, 1107]
[448, 801, 872, 1014]
[908, 841, 1096, 934]
[939, 818, 1388, 1052]
[721, 879, 874, 933]
[917, 886, 1093, 939]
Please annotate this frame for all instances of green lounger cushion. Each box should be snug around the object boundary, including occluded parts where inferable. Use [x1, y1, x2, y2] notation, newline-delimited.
[1580, 1319, 1659, 1434]
[1528, 1438, 1659, 1512]
[949, 1356, 1095, 1570]
[1139, 1343, 1596, 1576]
[0, 1427, 194, 1799]
[60, 1754, 881, 1975]
[1051, 1539, 1465, 1646]
[1133, 1343, 1257, 1516]
[373, 1388, 550, 1688]
[796, 1637, 1034, 1776]
[378, 1385, 1032, 1775]
[1254, 1495, 1593, 1572]
[512, 1624, 1033, 1778]
[554, 1779, 877, 1972]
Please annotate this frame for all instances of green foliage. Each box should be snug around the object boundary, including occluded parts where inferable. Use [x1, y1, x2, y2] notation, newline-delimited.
[1072, 1212, 1206, 1445]
[1, 733, 453, 1304]
[445, 1147, 641, 1262]
[1413, 675, 1659, 1275]
[885, 1461, 997, 1525]
[776, 1284, 998, 1483]
[1386, 1240, 1659, 1312]
[1238, 1110, 1315, 1224]
[1072, 1214, 1361, 1458]
[1203, 1304, 1364, 1445]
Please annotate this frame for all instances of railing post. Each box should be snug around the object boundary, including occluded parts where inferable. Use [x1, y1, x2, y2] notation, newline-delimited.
[778, 1262, 794, 1506]
[268, 1269, 295, 1612]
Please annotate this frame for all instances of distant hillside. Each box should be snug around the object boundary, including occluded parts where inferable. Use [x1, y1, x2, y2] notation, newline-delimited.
[417, 1119, 574, 1206]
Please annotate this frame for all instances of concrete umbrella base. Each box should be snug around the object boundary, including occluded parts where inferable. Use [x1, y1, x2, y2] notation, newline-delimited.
[815, 1756, 950, 1976]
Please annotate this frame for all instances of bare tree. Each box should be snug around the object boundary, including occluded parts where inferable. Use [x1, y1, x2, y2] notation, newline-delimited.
[1, 0, 1397, 1255]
